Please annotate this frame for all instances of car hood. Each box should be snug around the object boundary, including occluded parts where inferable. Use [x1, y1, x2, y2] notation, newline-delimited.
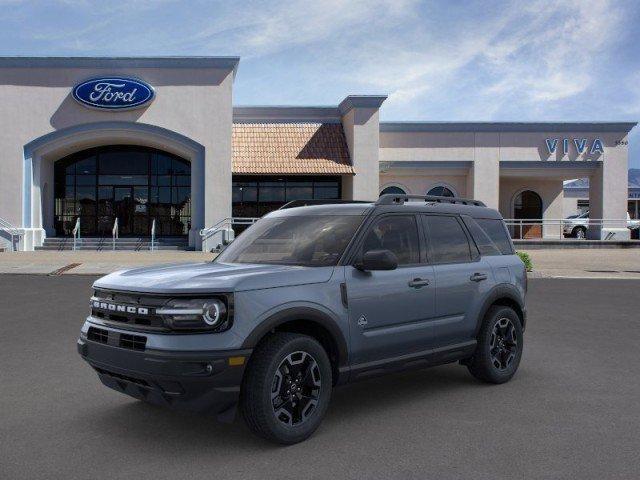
[93, 262, 335, 294]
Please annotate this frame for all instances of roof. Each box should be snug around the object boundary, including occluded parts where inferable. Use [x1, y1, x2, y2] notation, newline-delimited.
[232, 123, 354, 175]
[564, 169, 640, 189]
[380, 121, 637, 133]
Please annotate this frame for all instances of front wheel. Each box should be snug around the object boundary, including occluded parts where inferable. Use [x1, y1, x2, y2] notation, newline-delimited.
[467, 306, 523, 384]
[240, 332, 332, 444]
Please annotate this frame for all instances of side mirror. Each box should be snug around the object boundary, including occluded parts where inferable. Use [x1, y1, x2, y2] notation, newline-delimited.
[355, 249, 398, 271]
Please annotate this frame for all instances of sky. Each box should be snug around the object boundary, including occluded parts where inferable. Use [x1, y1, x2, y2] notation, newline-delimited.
[1, 0, 639, 168]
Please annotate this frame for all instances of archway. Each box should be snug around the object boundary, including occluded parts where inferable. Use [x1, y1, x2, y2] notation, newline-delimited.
[22, 121, 205, 249]
[54, 146, 191, 237]
[513, 190, 543, 238]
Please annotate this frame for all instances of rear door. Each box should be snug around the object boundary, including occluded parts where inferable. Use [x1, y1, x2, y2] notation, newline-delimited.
[421, 214, 492, 346]
[345, 214, 436, 366]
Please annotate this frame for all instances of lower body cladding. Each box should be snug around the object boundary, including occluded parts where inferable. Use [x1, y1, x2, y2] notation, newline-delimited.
[77, 322, 251, 422]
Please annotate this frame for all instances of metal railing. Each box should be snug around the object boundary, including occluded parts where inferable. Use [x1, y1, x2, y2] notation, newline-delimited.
[150, 218, 156, 252]
[503, 218, 638, 240]
[112, 218, 119, 251]
[0, 217, 24, 252]
[200, 217, 259, 250]
[72, 218, 81, 251]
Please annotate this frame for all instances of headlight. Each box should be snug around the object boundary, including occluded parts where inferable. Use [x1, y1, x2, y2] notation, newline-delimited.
[157, 297, 230, 331]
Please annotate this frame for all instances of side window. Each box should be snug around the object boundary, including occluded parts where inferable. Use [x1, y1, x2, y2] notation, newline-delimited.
[462, 217, 501, 256]
[475, 218, 514, 255]
[361, 215, 420, 265]
[423, 215, 472, 264]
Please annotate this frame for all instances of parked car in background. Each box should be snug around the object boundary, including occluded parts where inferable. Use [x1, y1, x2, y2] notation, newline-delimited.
[563, 211, 589, 239]
[563, 211, 640, 239]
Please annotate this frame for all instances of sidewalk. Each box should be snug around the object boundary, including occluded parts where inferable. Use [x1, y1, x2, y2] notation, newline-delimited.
[0, 249, 638, 278]
[0, 251, 212, 275]
[520, 248, 640, 279]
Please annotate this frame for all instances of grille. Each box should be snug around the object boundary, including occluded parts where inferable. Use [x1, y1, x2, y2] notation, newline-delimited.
[87, 327, 108, 344]
[119, 333, 147, 351]
[94, 367, 149, 387]
[91, 290, 167, 331]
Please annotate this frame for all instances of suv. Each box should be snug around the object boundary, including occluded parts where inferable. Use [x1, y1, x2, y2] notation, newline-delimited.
[78, 194, 527, 444]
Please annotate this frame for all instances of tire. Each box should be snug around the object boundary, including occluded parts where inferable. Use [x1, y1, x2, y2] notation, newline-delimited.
[573, 226, 586, 239]
[467, 306, 523, 384]
[240, 332, 332, 444]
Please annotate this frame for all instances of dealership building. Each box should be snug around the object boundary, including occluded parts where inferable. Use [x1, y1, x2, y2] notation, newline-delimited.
[0, 56, 636, 250]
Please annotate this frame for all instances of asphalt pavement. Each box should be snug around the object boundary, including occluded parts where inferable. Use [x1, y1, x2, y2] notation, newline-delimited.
[1, 275, 639, 480]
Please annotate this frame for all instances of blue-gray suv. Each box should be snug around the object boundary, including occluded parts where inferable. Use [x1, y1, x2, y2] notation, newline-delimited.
[78, 194, 527, 444]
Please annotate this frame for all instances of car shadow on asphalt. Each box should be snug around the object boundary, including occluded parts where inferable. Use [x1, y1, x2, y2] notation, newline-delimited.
[83, 363, 490, 450]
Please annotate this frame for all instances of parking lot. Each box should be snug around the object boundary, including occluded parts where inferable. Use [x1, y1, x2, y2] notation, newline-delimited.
[1, 275, 639, 480]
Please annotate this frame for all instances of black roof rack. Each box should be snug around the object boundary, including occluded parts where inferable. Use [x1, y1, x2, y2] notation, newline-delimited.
[279, 199, 372, 210]
[376, 194, 486, 207]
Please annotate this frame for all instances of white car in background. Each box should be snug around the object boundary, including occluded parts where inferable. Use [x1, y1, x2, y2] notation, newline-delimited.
[563, 211, 640, 239]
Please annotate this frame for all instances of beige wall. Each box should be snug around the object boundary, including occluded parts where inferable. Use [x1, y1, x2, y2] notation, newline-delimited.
[0, 61, 235, 249]
[380, 173, 468, 198]
[499, 178, 564, 238]
[342, 106, 381, 201]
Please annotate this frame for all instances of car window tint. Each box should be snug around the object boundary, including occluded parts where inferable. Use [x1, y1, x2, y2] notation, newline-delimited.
[475, 218, 514, 255]
[423, 215, 471, 263]
[361, 215, 420, 265]
[463, 217, 501, 256]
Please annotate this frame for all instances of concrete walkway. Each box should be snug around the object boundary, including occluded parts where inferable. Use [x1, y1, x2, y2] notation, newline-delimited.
[0, 248, 638, 278]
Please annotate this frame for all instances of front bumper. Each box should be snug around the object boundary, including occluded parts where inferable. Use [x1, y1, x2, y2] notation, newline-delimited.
[78, 330, 251, 420]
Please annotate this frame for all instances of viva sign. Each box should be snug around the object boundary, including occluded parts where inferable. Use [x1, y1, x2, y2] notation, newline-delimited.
[72, 77, 155, 110]
[545, 137, 604, 156]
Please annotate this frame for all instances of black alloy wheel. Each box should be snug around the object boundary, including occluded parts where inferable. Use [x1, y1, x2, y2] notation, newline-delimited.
[489, 318, 518, 371]
[466, 305, 524, 384]
[271, 351, 322, 426]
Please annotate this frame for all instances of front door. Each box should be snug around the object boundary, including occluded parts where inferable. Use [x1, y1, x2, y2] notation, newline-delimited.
[345, 214, 436, 367]
[110, 187, 149, 236]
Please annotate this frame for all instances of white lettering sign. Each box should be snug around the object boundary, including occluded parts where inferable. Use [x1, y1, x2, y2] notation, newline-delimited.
[545, 138, 604, 156]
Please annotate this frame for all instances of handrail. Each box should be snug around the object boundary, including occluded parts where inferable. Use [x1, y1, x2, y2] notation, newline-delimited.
[72, 217, 81, 251]
[0, 217, 24, 252]
[112, 218, 118, 251]
[503, 217, 637, 240]
[199, 217, 259, 242]
[150, 218, 156, 252]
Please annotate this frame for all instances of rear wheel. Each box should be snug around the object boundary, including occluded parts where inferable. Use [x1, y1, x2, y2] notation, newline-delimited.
[467, 306, 523, 384]
[240, 332, 332, 444]
[573, 226, 586, 239]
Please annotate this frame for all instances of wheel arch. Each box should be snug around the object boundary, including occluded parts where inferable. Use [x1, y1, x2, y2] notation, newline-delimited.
[475, 285, 526, 335]
[241, 307, 349, 385]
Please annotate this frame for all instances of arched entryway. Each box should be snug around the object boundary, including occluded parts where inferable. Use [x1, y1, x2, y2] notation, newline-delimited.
[513, 190, 543, 238]
[54, 145, 191, 237]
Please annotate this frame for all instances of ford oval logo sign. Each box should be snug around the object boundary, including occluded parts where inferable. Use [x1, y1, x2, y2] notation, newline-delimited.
[72, 77, 155, 110]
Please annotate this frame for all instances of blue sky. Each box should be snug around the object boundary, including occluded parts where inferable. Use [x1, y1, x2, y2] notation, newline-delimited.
[2, 0, 639, 167]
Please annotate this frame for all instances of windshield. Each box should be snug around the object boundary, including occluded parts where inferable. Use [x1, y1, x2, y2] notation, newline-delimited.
[216, 215, 365, 267]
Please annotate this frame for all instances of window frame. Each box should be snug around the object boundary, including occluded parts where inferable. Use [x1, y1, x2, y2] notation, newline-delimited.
[420, 213, 480, 265]
[347, 212, 427, 268]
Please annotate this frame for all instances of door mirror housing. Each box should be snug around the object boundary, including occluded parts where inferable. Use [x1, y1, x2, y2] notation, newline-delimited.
[355, 249, 398, 271]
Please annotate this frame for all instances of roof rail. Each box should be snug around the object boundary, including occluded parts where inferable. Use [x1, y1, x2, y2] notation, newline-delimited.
[279, 199, 372, 210]
[376, 194, 486, 207]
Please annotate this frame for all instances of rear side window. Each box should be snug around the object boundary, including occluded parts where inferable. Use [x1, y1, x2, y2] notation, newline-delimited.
[475, 218, 514, 255]
[423, 215, 471, 264]
[463, 217, 501, 256]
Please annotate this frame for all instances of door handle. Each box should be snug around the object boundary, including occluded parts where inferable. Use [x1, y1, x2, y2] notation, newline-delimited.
[470, 272, 488, 282]
[408, 278, 430, 288]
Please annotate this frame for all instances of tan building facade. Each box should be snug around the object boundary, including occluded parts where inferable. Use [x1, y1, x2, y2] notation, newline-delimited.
[0, 57, 636, 250]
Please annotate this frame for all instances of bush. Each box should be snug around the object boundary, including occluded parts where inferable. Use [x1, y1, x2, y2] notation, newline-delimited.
[517, 251, 533, 272]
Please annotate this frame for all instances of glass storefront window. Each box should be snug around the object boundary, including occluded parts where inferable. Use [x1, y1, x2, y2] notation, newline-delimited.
[232, 176, 342, 222]
[54, 146, 190, 237]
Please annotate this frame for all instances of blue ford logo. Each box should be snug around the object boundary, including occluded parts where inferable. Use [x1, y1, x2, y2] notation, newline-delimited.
[72, 77, 155, 110]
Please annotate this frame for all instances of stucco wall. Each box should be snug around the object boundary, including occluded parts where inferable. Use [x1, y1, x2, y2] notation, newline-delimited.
[0, 61, 235, 248]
